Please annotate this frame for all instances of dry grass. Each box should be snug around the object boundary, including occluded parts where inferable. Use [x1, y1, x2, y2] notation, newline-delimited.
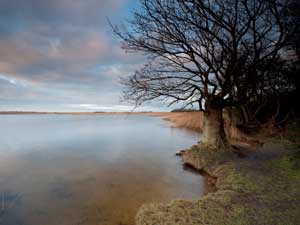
[149, 112, 203, 132]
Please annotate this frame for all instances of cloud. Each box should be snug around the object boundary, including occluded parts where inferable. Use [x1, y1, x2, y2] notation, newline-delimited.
[0, 74, 29, 86]
[0, 0, 167, 111]
[0, 0, 128, 31]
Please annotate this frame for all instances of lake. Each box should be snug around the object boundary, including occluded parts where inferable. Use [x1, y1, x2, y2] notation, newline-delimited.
[0, 115, 204, 225]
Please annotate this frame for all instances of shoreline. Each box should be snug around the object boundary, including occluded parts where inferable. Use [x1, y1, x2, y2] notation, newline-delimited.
[135, 114, 300, 225]
[0, 111, 158, 115]
[0, 111, 203, 133]
[137, 141, 300, 225]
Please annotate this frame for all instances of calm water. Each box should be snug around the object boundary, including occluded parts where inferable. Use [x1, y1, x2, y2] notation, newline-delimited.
[0, 115, 204, 225]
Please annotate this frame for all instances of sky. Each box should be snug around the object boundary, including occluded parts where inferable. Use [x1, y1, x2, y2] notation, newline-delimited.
[0, 0, 168, 112]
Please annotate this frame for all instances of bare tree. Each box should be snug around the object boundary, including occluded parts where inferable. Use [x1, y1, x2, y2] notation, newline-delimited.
[283, 0, 300, 95]
[113, 0, 289, 149]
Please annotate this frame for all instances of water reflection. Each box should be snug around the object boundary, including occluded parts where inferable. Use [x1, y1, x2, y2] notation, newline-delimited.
[0, 115, 204, 225]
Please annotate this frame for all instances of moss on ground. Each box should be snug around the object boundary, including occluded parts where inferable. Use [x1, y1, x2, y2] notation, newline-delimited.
[136, 142, 300, 225]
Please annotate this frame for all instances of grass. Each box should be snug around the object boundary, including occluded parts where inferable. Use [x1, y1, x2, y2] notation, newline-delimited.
[150, 112, 203, 132]
[136, 141, 300, 225]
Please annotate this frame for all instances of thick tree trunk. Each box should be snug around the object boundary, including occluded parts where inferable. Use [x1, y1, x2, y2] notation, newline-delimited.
[201, 107, 229, 149]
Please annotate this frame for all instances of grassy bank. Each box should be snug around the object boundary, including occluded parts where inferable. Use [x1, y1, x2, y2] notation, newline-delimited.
[137, 142, 300, 225]
[136, 114, 300, 225]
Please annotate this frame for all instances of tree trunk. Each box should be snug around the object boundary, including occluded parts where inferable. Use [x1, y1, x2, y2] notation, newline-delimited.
[201, 107, 229, 149]
[223, 107, 248, 141]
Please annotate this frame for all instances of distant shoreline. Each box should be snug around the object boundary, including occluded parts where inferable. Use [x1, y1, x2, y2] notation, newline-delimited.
[0, 111, 158, 115]
[0, 111, 203, 132]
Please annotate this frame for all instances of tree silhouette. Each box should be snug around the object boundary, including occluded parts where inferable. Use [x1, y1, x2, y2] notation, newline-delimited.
[114, 0, 289, 148]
